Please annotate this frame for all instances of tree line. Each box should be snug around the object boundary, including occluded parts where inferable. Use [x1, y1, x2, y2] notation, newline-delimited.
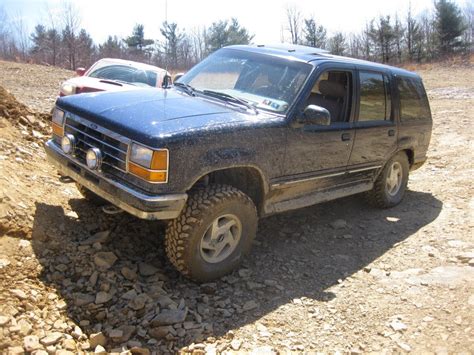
[0, 0, 471, 72]
[286, 0, 472, 63]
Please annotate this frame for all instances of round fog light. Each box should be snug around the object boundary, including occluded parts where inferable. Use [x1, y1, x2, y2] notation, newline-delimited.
[86, 148, 102, 170]
[61, 134, 76, 154]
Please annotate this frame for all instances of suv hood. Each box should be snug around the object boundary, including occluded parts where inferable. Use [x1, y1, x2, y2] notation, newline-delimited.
[57, 88, 260, 145]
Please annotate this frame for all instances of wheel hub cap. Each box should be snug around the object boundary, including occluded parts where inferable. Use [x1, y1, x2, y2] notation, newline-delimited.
[386, 161, 403, 196]
[200, 214, 242, 264]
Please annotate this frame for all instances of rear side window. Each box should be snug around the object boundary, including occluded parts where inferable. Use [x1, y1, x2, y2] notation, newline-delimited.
[358, 72, 391, 121]
[397, 77, 431, 121]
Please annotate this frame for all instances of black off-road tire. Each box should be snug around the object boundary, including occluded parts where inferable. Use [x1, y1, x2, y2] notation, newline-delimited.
[75, 183, 107, 206]
[365, 152, 410, 208]
[165, 184, 258, 282]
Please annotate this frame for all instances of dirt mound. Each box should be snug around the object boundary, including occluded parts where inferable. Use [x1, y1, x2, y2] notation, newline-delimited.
[0, 85, 51, 142]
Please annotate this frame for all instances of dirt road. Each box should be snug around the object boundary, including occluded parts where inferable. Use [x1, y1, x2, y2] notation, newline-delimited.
[0, 60, 473, 354]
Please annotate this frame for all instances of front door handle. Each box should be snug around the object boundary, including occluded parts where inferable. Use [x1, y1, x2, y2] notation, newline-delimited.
[388, 129, 395, 137]
[341, 133, 351, 141]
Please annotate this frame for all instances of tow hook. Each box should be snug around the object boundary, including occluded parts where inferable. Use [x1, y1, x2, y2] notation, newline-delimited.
[102, 205, 124, 215]
[58, 175, 74, 183]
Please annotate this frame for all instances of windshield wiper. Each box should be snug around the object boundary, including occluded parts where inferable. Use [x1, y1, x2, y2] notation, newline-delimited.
[202, 90, 258, 114]
[98, 79, 136, 87]
[174, 82, 196, 96]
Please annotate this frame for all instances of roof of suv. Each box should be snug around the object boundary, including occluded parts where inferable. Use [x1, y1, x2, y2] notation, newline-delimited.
[227, 44, 419, 78]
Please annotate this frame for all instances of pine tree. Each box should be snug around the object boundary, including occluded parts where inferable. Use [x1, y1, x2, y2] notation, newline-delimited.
[30, 25, 48, 63]
[124, 24, 154, 61]
[435, 0, 466, 54]
[328, 32, 346, 55]
[98, 36, 124, 59]
[160, 22, 183, 68]
[303, 17, 327, 49]
[76, 29, 95, 68]
[369, 16, 396, 63]
[206, 18, 253, 53]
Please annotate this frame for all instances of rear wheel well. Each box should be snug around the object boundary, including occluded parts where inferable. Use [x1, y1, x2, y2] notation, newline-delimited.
[403, 149, 414, 166]
[191, 167, 265, 216]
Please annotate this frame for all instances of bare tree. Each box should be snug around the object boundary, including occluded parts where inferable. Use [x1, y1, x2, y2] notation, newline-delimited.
[462, 1, 473, 53]
[44, 4, 61, 66]
[190, 26, 208, 62]
[393, 14, 404, 63]
[286, 6, 302, 44]
[10, 11, 30, 61]
[0, 7, 16, 60]
[61, 1, 81, 69]
[420, 10, 437, 61]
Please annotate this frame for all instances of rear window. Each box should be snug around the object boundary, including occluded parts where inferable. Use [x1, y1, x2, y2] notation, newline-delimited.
[397, 77, 431, 121]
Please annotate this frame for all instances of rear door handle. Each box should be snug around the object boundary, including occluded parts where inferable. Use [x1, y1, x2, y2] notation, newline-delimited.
[388, 129, 395, 137]
[341, 133, 351, 141]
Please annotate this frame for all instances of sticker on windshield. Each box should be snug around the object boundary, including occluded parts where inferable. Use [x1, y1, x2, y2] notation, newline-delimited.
[261, 99, 279, 109]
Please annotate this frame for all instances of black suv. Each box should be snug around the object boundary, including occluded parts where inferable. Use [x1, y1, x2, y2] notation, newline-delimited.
[45, 44, 432, 282]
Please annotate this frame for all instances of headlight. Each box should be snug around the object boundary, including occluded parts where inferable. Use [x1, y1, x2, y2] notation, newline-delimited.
[60, 83, 76, 96]
[130, 144, 154, 168]
[52, 108, 65, 137]
[128, 143, 168, 183]
[52, 108, 65, 126]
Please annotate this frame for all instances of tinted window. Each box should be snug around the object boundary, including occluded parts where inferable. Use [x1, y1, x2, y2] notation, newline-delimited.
[397, 77, 431, 121]
[358, 72, 391, 121]
[89, 65, 158, 87]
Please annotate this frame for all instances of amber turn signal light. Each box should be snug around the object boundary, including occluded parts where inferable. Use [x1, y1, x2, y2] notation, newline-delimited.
[52, 123, 64, 137]
[150, 150, 168, 170]
[129, 162, 167, 183]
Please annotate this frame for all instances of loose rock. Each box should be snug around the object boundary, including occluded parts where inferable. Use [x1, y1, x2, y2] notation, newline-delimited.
[23, 335, 40, 352]
[89, 332, 107, 348]
[93, 251, 117, 270]
[242, 300, 259, 311]
[95, 291, 113, 304]
[138, 262, 159, 276]
[151, 308, 188, 326]
[40, 332, 63, 346]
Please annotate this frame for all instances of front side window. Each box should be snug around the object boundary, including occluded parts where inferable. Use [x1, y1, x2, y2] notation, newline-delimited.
[305, 70, 352, 123]
[178, 49, 312, 113]
[358, 71, 391, 121]
[397, 77, 431, 121]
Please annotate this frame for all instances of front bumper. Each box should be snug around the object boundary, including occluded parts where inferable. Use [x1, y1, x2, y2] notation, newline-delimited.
[45, 140, 187, 220]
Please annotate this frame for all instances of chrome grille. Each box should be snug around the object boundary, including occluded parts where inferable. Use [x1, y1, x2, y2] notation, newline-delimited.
[64, 113, 130, 174]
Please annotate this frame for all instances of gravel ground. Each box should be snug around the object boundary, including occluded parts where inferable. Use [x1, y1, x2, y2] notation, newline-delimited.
[0, 60, 473, 354]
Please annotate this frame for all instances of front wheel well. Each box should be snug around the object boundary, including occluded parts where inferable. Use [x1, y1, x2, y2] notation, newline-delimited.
[190, 167, 266, 216]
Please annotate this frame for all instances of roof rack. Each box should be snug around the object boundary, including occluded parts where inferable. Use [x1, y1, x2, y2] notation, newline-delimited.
[255, 43, 329, 55]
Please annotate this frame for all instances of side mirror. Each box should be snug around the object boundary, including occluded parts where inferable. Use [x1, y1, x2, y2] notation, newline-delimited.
[298, 105, 331, 126]
[76, 67, 86, 76]
[162, 74, 172, 88]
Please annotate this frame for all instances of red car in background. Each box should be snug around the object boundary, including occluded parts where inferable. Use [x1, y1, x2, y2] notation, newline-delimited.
[59, 58, 170, 96]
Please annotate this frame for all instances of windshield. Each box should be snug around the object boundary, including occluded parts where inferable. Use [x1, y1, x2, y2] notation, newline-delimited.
[177, 48, 312, 113]
[89, 65, 158, 87]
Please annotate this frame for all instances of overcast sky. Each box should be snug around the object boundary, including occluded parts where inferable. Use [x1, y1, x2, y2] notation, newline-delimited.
[2, 0, 470, 44]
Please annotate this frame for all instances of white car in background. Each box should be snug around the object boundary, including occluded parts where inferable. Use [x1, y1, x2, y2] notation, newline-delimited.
[60, 58, 170, 96]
